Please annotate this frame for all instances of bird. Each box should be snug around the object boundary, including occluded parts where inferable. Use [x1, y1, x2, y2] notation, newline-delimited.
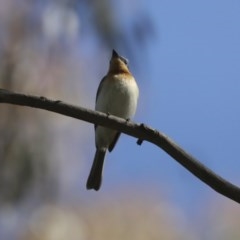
[86, 49, 139, 191]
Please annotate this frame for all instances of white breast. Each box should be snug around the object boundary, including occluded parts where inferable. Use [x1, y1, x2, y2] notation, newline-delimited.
[96, 75, 139, 119]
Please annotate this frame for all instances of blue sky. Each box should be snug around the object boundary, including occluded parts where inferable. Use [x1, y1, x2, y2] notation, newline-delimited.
[92, 0, 240, 214]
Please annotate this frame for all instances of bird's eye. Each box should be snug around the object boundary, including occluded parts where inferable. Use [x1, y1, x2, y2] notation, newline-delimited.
[120, 57, 128, 65]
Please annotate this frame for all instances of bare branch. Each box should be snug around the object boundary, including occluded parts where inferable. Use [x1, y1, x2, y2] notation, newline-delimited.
[0, 88, 240, 203]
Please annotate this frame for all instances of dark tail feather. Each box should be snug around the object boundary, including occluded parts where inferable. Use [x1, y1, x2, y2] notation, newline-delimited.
[86, 148, 106, 191]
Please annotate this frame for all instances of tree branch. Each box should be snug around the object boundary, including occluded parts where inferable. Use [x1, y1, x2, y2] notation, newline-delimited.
[0, 88, 240, 203]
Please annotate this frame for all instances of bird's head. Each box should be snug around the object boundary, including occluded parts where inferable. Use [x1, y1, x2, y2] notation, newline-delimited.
[108, 49, 130, 74]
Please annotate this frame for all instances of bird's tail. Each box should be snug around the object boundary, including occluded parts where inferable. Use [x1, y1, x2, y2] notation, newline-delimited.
[86, 148, 106, 191]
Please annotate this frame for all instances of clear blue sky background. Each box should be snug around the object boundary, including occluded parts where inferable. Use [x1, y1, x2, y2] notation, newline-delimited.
[87, 0, 240, 215]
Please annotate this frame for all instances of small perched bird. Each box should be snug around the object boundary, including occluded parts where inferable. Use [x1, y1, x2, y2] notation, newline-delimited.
[86, 49, 139, 191]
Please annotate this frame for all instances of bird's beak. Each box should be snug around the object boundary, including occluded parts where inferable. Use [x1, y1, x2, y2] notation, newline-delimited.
[112, 49, 119, 58]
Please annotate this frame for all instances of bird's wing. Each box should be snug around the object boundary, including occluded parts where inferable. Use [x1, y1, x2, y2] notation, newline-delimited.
[94, 76, 106, 130]
[108, 132, 121, 152]
[96, 76, 106, 103]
